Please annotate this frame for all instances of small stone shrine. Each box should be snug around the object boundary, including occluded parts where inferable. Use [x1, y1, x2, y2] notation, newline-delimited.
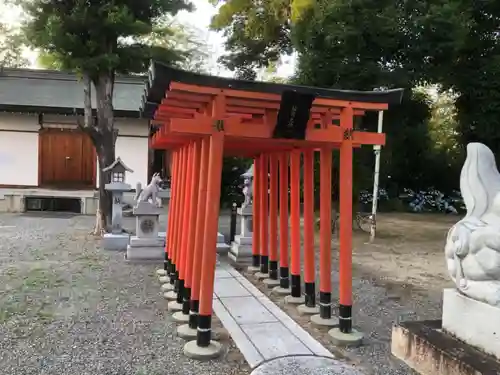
[229, 165, 254, 264]
[126, 173, 166, 262]
[392, 142, 500, 375]
[101, 157, 133, 251]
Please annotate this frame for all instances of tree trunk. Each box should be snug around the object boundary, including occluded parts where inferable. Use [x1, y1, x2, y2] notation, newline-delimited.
[80, 72, 117, 235]
[95, 131, 116, 232]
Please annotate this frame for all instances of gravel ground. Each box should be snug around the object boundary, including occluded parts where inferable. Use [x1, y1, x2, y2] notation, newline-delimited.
[238, 213, 454, 375]
[0, 213, 249, 375]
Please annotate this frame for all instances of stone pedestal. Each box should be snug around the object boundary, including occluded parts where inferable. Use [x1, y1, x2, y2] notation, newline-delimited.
[229, 206, 253, 264]
[216, 232, 230, 255]
[126, 202, 165, 263]
[442, 288, 500, 360]
[159, 231, 167, 243]
[391, 289, 500, 375]
[392, 320, 500, 375]
[102, 181, 132, 251]
[102, 233, 129, 250]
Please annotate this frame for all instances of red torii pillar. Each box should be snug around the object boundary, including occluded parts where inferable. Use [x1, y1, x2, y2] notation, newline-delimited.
[310, 147, 337, 327]
[173, 141, 201, 323]
[271, 152, 290, 295]
[157, 150, 178, 284]
[285, 149, 305, 304]
[169, 142, 195, 314]
[249, 157, 261, 272]
[327, 106, 364, 344]
[177, 138, 210, 340]
[189, 132, 225, 354]
[297, 148, 319, 315]
[263, 153, 280, 287]
[255, 154, 269, 279]
[152, 84, 392, 353]
[169, 147, 188, 296]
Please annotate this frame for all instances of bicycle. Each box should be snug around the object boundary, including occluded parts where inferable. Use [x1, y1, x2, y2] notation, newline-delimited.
[335, 211, 373, 234]
[316, 211, 373, 234]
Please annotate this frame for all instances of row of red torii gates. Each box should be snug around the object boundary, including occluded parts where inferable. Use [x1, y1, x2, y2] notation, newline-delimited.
[146, 62, 403, 356]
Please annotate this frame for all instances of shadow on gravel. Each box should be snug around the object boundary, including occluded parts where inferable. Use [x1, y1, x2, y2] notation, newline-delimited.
[21, 212, 80, 219]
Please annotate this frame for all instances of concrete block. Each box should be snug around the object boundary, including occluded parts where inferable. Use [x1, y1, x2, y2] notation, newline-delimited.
[101, 233, 129, 251]
[442, 288, 500, 360]
[391, 320, 500, 375]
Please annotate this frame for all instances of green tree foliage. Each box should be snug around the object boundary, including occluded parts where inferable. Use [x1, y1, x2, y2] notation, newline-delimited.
[292, 0, 441, 197]
[130, 16, 210, 73]
[209, 0, 293, 79]
[411, 0, 500, 162]
[292, 0, 417, 89]
[36, 52, 64, 70]
[220, 157, 253, 207]
[0, 22, 29, 68]
[211, 0, 471, 199]
[426, 89, 463, 191]
[21, 0, 194, 74]
[19, 0, 193, 232]
[36, 16, 209, 73]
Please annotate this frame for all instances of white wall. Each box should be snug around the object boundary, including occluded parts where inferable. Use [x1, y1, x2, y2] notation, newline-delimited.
[0, 113, 39, 186]
[96, 118, 149, 188]
[0, 113, 149, 188]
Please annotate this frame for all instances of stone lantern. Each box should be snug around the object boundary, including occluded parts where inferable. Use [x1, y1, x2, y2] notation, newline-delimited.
[101, 157, 133, 250]
[229, 165, 254, 265]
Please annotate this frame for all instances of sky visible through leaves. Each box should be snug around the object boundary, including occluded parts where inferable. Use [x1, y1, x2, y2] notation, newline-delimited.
[0, 0, 295, 77]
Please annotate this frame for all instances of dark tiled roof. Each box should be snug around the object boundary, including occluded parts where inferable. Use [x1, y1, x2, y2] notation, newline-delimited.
[0, 68, 147, 117]
[141, 60, 404, 118]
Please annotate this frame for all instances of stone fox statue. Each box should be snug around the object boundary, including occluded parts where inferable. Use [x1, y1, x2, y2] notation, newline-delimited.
[134, 173, 163, 206]
[445, 142, 500, 306]
[242, 176, 253, 208]
[241, 165, 254, 208]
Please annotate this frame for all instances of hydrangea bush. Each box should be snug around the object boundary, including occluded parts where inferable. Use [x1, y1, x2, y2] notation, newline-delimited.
[359, 188, 464, 214]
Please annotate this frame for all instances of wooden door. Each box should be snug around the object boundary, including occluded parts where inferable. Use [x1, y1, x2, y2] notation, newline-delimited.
[39, 128, 95, 188]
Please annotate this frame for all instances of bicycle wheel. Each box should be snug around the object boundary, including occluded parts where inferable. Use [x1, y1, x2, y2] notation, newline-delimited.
[356, 212, 372, 233]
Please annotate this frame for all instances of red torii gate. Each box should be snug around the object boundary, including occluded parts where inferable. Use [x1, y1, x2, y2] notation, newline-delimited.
[145, 62, 403, 357]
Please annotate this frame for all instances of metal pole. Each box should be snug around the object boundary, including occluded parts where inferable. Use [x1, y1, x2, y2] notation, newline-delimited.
[369, 111, 384, 242]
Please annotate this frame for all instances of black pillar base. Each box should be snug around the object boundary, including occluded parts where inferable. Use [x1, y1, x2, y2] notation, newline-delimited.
[279, 267, 290, 289]
[260, 255, 269, 274]
[269, 260, 278, 280]
[169, 264, 177, 285]
[197, 314, 212, 347]
[304, 282, 316, 307]
[339, 304, 353, 333]
[182, 287, 191, 315]
[176, 278, 184, 304]
[319, 291, 332, 319]
[189, 300, 199, 329]
[290, 274, 301, 298]
[164, 252, 170, 271]
[252, 254, 260, 268]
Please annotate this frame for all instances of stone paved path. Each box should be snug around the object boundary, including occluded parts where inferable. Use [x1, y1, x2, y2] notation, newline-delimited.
[0, 213, 249, 375]
[213, 261, 333, 368]
[250, 355, 363, 375]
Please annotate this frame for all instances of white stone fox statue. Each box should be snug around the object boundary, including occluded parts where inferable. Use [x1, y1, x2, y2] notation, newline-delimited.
[241, 165, 254, 209]
[134, 173, 163, 207]
[445, 143, 500, 306]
